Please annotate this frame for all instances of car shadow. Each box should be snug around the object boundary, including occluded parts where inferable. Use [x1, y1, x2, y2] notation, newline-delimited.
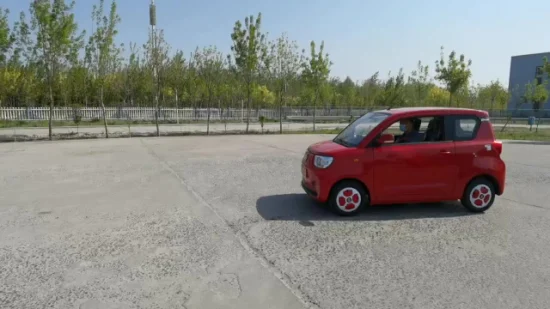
[256, 194, 477, 222]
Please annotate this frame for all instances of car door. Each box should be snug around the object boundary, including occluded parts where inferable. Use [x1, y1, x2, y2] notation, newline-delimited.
[372, 117, 459, 203]
[446, 114, 485, 194]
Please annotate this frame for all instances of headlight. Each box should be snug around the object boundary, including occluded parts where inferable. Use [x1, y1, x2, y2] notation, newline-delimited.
[314, 155, 333, 169]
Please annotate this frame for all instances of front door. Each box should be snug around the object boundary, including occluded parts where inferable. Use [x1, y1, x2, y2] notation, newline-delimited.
[372, 142, 458, 203]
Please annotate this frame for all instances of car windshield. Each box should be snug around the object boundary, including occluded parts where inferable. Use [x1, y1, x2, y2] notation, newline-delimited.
[333, 112, 390, 147]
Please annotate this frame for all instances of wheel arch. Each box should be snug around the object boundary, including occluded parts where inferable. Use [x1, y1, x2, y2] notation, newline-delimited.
[464, 174, 501, 196]
[330, 178, 371, 200]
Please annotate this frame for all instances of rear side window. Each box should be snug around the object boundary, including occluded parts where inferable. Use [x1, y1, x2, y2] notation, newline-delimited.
[448, 115, 481, 141]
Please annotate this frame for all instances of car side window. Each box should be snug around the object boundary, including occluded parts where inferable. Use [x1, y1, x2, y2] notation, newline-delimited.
[449, 116, 481, 141]
[379, 115, 449, 145]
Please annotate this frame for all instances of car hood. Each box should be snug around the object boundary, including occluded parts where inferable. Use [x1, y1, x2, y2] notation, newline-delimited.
[308, 140, 349, 155]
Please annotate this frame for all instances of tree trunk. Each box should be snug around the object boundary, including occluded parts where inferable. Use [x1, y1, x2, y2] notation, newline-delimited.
[175, 89, 179, 125]
[536, 108, 541, 133]
[206, 93, 211, 135]
[246, 83, 251, 133]
[48, 83, 54, 140]
[501, 116, 511, 132]
[313, 90, 318, 132]
[100, 86, 109, 138]
[154, 91, 160, 137]
[221, 99, 227, 133]
[279, 92, 284, 134]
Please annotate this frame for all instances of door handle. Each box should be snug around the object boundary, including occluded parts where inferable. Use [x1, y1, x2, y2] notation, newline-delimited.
[440, 150, 452, 154]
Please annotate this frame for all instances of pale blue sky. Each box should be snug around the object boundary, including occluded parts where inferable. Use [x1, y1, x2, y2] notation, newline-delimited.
[4, 0, 550, 85]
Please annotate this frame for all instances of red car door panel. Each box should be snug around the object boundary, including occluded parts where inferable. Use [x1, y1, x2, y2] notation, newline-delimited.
[372, 142, 458, 203]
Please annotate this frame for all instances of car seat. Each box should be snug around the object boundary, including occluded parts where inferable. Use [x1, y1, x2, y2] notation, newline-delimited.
[424, 118, 442, 141]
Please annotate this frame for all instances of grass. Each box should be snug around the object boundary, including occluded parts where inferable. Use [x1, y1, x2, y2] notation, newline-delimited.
[494, 128, 550, 141]
[0, 118, 354, 128]
[1, 121, 549, 143]
[0, 119, 252, 128]
[0, 116, 539, 129]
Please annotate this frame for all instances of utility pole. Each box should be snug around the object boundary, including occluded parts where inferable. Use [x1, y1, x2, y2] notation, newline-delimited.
[150, 0, 160, 136]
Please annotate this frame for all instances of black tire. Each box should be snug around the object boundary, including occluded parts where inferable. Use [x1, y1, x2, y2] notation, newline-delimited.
[328, 180, 368, 216]
[461, 178, 496, 213]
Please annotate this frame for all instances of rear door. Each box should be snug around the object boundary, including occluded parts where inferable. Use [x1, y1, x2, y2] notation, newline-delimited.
[446, 114, 485, 194]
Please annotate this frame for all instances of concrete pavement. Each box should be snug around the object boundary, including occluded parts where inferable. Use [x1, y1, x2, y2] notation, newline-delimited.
[1, 135, 549, 308]
[0, 137, 307, 309]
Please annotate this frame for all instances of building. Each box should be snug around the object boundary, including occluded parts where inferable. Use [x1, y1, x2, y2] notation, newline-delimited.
[508, 52, 550, 116]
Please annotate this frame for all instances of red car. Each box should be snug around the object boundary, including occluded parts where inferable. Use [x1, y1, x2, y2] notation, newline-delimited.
[301, 107, 506, 216]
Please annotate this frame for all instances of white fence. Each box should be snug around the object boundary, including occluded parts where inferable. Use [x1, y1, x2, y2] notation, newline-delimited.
[0, 107, 369, 121]
[1, 107, 548, 121]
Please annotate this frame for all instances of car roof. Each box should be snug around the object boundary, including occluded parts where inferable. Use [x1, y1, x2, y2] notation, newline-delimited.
[373, 107, 488, 117]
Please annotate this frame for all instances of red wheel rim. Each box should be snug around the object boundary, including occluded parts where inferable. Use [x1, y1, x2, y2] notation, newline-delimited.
[469, 184, 492, 208]
[336, 188, 362, 212]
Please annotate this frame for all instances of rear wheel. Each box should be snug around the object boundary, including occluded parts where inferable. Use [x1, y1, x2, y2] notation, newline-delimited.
[328, 181, 368, 216]
[461, 178, 496, 213]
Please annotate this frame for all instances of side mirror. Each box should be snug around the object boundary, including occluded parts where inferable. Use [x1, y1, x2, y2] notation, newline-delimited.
[376, 133, 395, 145]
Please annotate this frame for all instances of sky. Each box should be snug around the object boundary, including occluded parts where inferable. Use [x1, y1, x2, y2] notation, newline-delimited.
[4, 0, 550, 86]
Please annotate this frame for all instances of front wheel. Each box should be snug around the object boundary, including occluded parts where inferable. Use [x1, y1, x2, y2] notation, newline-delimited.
[328, 181, 368, 216]
[461, 178, 496, 213]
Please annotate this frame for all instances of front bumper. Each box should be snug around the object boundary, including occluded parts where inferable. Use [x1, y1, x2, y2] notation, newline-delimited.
[301, 163, 331, 202]
[301, 180, 318, 197]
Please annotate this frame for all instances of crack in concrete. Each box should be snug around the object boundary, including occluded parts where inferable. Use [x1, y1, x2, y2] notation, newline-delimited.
[501, 197, 548, 210]
[139, 138, 317, 309]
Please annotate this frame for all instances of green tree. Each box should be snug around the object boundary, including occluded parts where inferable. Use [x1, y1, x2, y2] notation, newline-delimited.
[0, 7, 15, 107]
[194, 46, 224, 135]
[7, 12, 38, 107]
[145, 28, 170, 136]
[268, 33, 302, 133]
[30, 0, 84, 140]
[229, 12, 267, 133]
[478, 80, 508, 111]
[543, 56, 550, 78]
[185, 54, 202, 113]
[378, 69, 406, 107]
[435, 46, 472, 107]
[124, 42, 142, 107]
[408, 61, 431, 105]
[165, 50, 186, 113]
[466, 82, 480, 109]
[501, 84, 520, 132]
[360, 72, 382, 107]
[340, 77, 356, 113]
[523, 79, 548, 132]
[252, 84, 275, 109]
[87, 0, 121, 138]
[301, 40, 331, 131]
[0, 8, 14, 67]
[12, 11, 34, 66]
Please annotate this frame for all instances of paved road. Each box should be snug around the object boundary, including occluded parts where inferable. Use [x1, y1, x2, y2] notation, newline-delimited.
[0, 121, 548, 138]
[1, 135, 549, 308]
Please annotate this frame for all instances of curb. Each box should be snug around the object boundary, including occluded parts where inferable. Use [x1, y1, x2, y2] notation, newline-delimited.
[499, 139, 550, 144]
